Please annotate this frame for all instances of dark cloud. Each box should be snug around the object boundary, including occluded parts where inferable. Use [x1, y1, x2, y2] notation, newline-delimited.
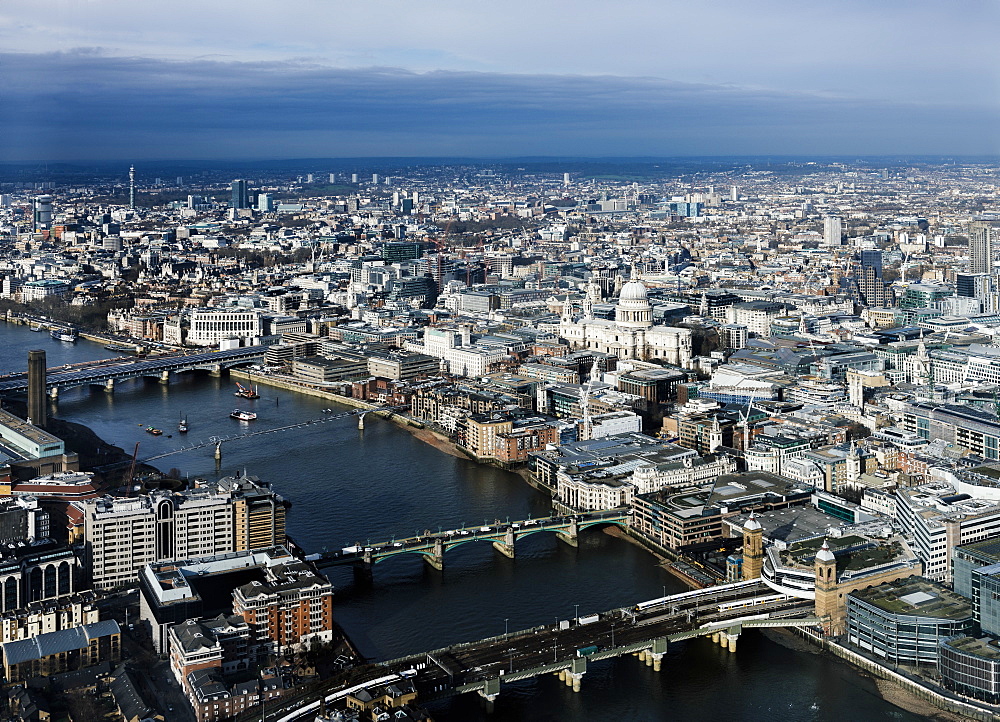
[1, 51, 997, 160]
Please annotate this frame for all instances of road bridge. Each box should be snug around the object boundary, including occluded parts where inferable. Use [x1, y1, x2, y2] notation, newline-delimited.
[309, 509, 630, 573]
[253, 580, 820, 722]
[0, 346, 267, 398]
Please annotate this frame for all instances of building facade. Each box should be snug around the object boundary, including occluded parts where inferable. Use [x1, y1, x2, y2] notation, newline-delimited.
[559, 280, 692, 365]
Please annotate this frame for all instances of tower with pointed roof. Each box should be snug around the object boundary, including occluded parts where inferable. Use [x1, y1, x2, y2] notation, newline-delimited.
[709, 415, 723, 454]
[742, 513, 764, 581]
[814, 539, 841, 633]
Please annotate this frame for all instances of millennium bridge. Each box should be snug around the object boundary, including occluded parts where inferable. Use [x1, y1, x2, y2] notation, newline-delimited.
[0, 346, 266, 398]
[248, 579, 819, 722]
[302, 509, 630, 572]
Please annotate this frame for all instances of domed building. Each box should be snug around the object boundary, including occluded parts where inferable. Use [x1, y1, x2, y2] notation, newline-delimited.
[559, 278, 692, 366]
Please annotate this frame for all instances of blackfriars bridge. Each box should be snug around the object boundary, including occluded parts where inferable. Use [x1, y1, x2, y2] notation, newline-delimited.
[0, 346, 266, 398]
[304, 509, 630, 572]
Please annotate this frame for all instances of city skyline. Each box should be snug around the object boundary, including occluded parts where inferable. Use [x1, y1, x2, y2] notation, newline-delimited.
[2, 0, 999, 160]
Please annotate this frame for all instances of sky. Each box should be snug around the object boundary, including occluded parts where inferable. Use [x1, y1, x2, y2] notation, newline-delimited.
[1, 0, 998, 161]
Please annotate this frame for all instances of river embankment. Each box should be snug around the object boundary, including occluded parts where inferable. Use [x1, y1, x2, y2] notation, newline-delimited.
[231, 368, 987, 720]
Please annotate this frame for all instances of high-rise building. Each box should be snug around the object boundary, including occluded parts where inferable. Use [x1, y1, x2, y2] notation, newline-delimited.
[823, 216, 843, 246]
[859, 249, 883, 276]
[372, 173, 380, 184]
[730, 185, 738, 202]
[230, 179, 249, 210]
[957, 272, 993, 312]
[32, 196, 53, 231]
[857, 250, 890, 307]
[969, 221, 994, 275]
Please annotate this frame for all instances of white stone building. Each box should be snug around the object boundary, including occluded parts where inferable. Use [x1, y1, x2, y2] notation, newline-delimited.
[559, 279, 692, 366]
[186, 308, 263, 347]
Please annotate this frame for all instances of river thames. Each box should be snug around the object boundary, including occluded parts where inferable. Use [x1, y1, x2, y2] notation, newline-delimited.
[0, 324, 925, 721]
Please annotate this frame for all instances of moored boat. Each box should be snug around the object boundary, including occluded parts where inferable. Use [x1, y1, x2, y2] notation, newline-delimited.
[230, 409, 257, 421]
[234, 382, 260, 399]
[50, 328, 78, 343]
[178, 416, 189, 433]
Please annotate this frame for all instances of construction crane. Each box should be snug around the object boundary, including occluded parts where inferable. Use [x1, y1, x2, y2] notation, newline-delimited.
[124, 442, 140, 497]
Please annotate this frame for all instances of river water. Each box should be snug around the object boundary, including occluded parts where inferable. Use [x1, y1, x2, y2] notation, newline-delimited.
[0, 324, 923, 721]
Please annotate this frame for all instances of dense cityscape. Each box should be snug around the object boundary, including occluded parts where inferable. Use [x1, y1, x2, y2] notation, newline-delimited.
[0, 158, 997, 719]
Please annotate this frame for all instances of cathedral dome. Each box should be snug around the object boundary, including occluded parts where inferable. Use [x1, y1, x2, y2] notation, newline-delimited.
[619, 280, 649, 303]
[616, 279, 653, 329]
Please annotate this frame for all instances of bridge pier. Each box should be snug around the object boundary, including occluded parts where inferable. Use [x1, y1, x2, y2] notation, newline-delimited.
[352, 562, 373, 585]
[48, 387, 58, 400]
[492, 529, 516, 559]
[556, 519, 579, 548]
[214, 442, 222, 461]
[567, 657, 586, 691]
[478, 677, 500, 709]
[358, 412, 367, 430]
[725, 631, 739, 653]
[648, 638, 667, 669]
[209, 364, 223, 377]
[104, 379, 115, 393]
[423, 538, 445, 571]
[159, 370, 170, 385]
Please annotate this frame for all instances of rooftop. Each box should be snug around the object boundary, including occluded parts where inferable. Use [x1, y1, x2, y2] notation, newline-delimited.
[0, 408, 62, 447]
[942, 636, 1000, 661]
[850, 577, 973, 621]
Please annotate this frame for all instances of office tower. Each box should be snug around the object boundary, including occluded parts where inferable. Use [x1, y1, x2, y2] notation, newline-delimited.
[372, 173, 379, 184]
[860, 249, 883, 277]
[956, 272, 993, 312]
[351, 173, 358, 183]
[969, 222, 994, 275]
[824, 216, 843, 246]
[401, 198, 414, 215]
[329, 173, 336, 184]
[27, 350, 46, 428]
[857, 250, 890, 307]
[230, 179, 249, 210]
[129, 166, 135, 209]
[563, 172, 570, 187]
[176, 176, 183, 186]
[32, 196, 53, 231]
[257, 193, 273, 213]
[306, 173, 314, 183]
[731, 185, 738, 202]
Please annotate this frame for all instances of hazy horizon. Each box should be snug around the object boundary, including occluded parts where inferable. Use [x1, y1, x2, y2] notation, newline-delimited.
[2, 1, 998, 161]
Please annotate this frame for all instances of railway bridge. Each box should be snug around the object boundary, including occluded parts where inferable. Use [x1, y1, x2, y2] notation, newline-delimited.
[251, 580, 820, 721]
[0, 346, 267, 398]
